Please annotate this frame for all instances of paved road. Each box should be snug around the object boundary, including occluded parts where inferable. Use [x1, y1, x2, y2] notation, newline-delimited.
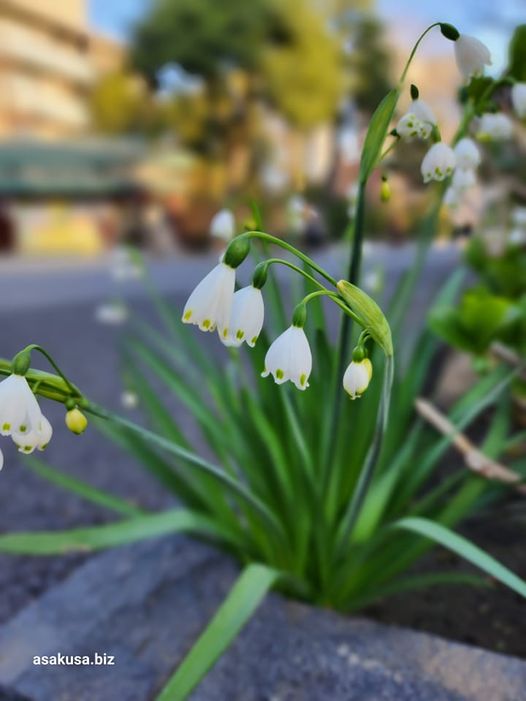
[0, 242, 460, 624]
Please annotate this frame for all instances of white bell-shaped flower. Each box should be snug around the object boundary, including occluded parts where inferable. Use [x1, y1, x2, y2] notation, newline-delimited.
[477, 113, 513, 141]
[396, 113, 422, 141]
[182, 262, 235, 339]
[262, 326, 312, 391]
[511, 83, 526, 119]
[421, 142, 456, 183]
[12, 415, 53, 454]
[343, 359, 373, 400]
[210, 209, 236, 242]
[454, 35, 491, 81]
[451, 168, 476, 191]
[454, 138, 481, 170]
[222, 286, 264, 348]
[0, 374, 43, 436]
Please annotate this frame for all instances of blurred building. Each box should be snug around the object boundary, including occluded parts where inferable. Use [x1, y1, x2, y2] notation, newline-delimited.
[0, 0, 124, 138]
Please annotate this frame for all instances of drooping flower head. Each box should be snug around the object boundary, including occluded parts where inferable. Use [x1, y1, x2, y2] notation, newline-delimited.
[262, 325, 312, 391]
[421, 142, 456, 183]
[476, 113, 514, 141]
[343, 358, 373, 400]
[454, 138, 481, 170]
[451, 167, 476, 192]
[222, 285, 264, 348]
[182, 261, 236, 339]
[454, 35, 492, 81]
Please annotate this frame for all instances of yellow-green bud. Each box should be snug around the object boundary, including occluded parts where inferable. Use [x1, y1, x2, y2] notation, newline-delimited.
[65, 408, 88, 435]
[380, 177, 391, 203]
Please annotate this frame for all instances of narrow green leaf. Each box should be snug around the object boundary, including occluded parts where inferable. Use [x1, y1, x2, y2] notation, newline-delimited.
[359, 88, 399, 181]
[156, 563, 279, 701]
[0, 509, 234, 555]
[24, 456, 143, 518]
[393, 517, 526, 598]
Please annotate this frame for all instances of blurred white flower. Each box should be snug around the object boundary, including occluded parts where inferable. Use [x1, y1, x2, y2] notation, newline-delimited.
[262, 326, 312, 391]
[346, 182, 359, 218]
[287, 195, 308, 234]
[451, 168, 476, 191]
[421, 142, 456, 183]
[210, 209, 236, 242]
[222, 286, 264, 348]
[111, 246, 143, 282]
[121, 391, 139, 410]
[509, 227, 526, 246]
[182, 262, 235, 340]
[477, 113, 513, 141]
[95, 302, 128, 325]
[454, 138, 481, 170]
[343, 359, 372, 400]
[454, 35, 491, 81]
[511, 207, 526, 226]
[511, 83, 526, 119]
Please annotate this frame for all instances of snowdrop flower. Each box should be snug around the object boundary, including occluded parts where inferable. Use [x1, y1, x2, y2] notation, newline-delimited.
[477, 113, 513, 141]
[182, 261, 235, 339]
[509, 227, 526, 246]
[210, 209, 236, 242]
[399, 99, 437, 140]
[511, 83, 526, 119]
[343, 359, 373, 400]
[454, 35, 491, 81]
[262, 326, 312, 391]
[0, 374, 43, 438]
[12, 415, 53, 454]
[421, 142, 456, 183]
[454, 138, 481, 170]
[451, 168, 476, 191]
[222, 286, 264, 348]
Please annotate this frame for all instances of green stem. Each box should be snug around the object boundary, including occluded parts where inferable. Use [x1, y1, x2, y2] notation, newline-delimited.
[83, 401, 288, 549]
[261, 259, 328, 291]
[237, 231, 338, 287]
[399, 23, 442, 84]
[18, 344, 80, 397]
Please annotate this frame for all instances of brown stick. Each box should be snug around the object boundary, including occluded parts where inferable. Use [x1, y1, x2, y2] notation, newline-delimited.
[415, 397, 526, 495]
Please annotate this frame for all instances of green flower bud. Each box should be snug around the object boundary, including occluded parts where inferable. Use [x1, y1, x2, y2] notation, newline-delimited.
[380, 177, 391, 203]
[439, 23, 460, 41]
[292, 303, 307, 328]
[65, 408, 88, 435]
[224, 237, 250, 269]
[11, 349, 31, 376]
[252, 262, 268, 290]
[410, 84, 419, 100]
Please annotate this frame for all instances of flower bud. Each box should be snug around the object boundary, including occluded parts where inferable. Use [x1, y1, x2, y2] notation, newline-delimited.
[380, 177, 391, 202]
[224, 237, 250, 268]
[11, 349, 31, 376]
[439, 23, 460, 41]
[65, 408, 88, 435]
[343, 358, 373, 400]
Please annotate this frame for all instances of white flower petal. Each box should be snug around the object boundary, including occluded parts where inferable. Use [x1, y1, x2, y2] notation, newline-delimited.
[182, 262, 235, 336]
[262, 326, 312, 390]
[222, 286, 264, 348]
[421, 143, 456, 183]
[451, 168, 476, 191]
[411, 99, 436, 127]
[454, 35, 491, 81]
[396, 112, 422, 141]
[477, 113, 513, 141]
[454, 138, 481, 170]
[343, 359, 372, 399]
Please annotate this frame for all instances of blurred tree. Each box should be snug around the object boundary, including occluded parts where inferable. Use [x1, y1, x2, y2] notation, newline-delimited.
[507, 24, 526, 81]
[345, 15, 393, 113]
[90, 71, 160, 135]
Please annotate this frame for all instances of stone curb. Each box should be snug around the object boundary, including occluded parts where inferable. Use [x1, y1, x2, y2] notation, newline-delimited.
[0, 536, 524, 701]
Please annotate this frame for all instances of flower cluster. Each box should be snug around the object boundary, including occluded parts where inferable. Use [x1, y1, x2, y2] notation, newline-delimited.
[182, 254, 372, 400]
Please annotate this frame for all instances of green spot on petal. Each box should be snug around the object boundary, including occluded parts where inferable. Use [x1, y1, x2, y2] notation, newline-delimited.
[183, 310, 192, 321]
[300, 373, 307, 386]
[202, 319, 211, 329]
[236, 330, 244, 340]
[2, 423, 10, 431]
[276, 369, 284, 380]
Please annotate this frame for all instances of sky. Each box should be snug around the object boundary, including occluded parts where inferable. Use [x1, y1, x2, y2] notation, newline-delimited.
[88, 0, 523, 73]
